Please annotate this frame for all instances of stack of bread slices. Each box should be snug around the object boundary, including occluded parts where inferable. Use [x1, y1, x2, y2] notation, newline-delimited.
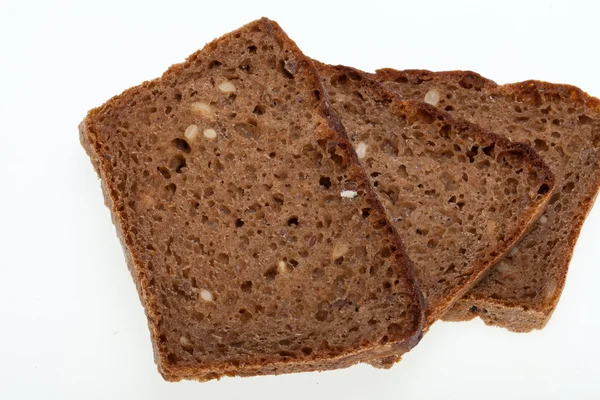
[80, 18, 600, 381]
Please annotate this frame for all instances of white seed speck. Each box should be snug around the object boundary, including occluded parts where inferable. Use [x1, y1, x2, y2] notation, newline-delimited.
[184, 124, 199, 141]
[200, 289, 214, 302]
[539, 215, 548, 224]
[356, 142, 367, 159]
[496, 261, 511, 273]
[424, 88, 441, 106]
[218, 80, 236, 93]
[340, 190, 358, 199]
[179, 336, 191, 346]
[544, 279, 558, 301]
[190, 102, 214, 119]
[203, 129, 217, 140]
[277, 261, 288, 274]
[332, 242, 349, 259]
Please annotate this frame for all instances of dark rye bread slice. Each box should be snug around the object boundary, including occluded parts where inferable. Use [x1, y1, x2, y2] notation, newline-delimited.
[79, 18, 425, 382]
[376, 68, 600, 332]
[316, 64, 554, 366]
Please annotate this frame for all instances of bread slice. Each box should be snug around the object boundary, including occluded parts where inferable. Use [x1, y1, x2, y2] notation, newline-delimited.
[376, 68, 600, 332]
[80, 18, 426, 381]
[316, 64, 555, 366]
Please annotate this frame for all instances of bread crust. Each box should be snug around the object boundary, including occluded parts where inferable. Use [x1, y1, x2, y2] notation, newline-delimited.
[320, 64, 554, 327]
[80, 18, 425, 381]
[316, 64, 555, 368]
[376, 68, 600, 332]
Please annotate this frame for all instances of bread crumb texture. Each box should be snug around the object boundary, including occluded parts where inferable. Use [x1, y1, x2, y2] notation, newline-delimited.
[377, 68, 600, 331]
[80, 18, 424, 381]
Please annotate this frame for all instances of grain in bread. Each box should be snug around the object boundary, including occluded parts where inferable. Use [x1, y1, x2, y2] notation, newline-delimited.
[376, 68, 600, 332]
[318, 64, 554, 328]
[317, 64, 555, 367]
[80, 18, 426, 381]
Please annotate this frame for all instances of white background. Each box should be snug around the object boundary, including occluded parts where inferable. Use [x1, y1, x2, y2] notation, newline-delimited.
[1, 1, 599, 398]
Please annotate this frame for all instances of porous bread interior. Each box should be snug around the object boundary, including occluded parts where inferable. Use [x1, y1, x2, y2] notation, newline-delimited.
[319, 65, 554, 327]
[80, 19, 425, 381]
[378, 69, 600, 330]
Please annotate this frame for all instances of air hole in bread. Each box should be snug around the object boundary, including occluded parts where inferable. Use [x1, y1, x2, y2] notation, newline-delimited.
[252, 104, 265, 115]
[172, 138, 191, 153]
[158, 166, 171, 179]
[466, 145, 479, 163]
[171, 155, 187, 173]
[239, 59, 252, 73]
[562, 182, 575, 193]
[361, 208, 371, 219]
[165, 183, 177, 195]
[263, 267, 277, 281]
[315, 310, 328, 322]
[534, 139, 549, 152]
[287, 217, 299, 226]
[319, 176, 332, 189]
[209, 60, 222, 69]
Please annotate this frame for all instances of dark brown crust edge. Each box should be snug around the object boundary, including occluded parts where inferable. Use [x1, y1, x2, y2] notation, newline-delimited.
[442, 186, 600, 333]
[376, 69, 499, 92]
[320, 64, 555, 328]
[80, 18, 425, 382]
[376, 68, 600, 113]
[375, 67, 600, 332]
